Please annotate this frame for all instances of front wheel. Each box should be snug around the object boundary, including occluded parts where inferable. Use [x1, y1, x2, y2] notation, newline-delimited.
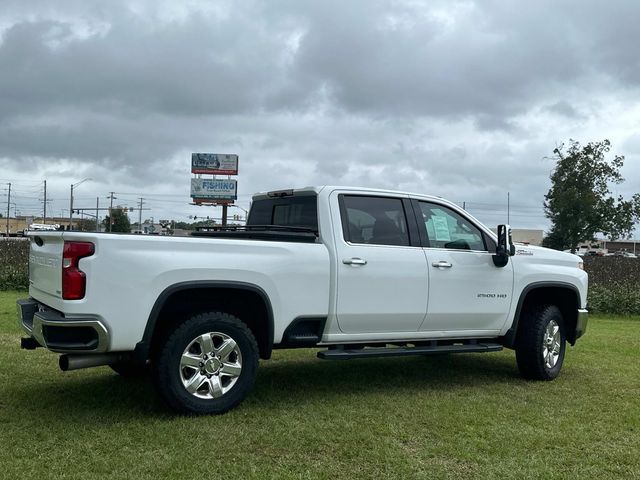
[515, 304, 566, 380]
[153, 312, 259, 415]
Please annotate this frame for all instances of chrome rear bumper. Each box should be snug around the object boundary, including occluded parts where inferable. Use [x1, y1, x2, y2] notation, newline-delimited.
[17, 298, 110, 353]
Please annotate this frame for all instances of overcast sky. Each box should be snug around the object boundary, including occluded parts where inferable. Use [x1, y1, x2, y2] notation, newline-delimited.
[1, 0, 639, 231]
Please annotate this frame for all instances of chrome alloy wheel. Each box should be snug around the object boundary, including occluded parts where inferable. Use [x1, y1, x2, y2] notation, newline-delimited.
[179, 332, 243, 399]
[542, 319, 561, 369]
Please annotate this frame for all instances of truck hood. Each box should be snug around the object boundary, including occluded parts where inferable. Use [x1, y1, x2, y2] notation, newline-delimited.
[513, 244, 582, 267]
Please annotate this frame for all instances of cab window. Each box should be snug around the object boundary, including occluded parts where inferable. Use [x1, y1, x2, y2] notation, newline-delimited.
[341, 195, 410, 246]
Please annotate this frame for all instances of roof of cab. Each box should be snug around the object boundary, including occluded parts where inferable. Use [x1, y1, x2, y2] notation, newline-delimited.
[250, 185, 497, 239]
[251, 185, 448, 205]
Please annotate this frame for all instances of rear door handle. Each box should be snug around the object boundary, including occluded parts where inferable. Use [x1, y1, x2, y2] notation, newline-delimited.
[432, 261, 453, 268]
[343, 258, 367, 266]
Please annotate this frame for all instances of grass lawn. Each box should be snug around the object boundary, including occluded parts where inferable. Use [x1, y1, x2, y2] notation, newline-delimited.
[1, 290, 638, 479]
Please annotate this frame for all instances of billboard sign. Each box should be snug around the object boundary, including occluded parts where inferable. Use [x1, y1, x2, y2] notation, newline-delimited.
[191, 153, 238, 175]
[190, 178, 237, 202]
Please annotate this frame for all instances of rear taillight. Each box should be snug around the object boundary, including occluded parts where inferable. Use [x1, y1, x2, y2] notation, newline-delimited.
[62, 241, 95, 300]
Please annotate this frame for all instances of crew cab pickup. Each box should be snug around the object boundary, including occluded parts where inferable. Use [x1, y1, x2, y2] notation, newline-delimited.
[18, 186, 588, 414]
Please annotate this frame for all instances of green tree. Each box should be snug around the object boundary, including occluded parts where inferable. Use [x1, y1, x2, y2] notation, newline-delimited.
[541, 230, 565, 251]
[76, 218, 97, 232]
[103, 207, 131, 233]
[173, 221, 195, 230]
[544, 139, 640, 252]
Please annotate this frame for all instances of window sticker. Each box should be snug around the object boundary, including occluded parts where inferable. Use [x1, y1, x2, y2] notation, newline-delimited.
[430, 215, 451, 242]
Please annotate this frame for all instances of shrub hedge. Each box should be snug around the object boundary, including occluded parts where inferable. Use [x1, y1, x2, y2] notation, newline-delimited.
[0, 239, 29, 290]
[587, 282, 640, 316]
[1, 240, 639, 314]
[582, 256, 640, 287]
[582, 257, 640, 315]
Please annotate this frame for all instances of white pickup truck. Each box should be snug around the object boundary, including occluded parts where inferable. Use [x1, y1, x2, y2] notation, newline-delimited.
[18, 186, 588, 414]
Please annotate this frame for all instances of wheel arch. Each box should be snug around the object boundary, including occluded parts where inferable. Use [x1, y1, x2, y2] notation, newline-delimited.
[134, 281, 274, 362]
[502, 282, 582, 348]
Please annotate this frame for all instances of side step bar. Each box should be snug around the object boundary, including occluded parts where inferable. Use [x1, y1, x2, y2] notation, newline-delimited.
[317, 343, 503, 360]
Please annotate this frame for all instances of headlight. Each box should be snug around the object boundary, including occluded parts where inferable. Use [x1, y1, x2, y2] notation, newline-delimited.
[578, 262, 584, 270]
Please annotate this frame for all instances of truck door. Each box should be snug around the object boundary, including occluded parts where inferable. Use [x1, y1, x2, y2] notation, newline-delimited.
[332, 193, 429, 334]
[415, 201, 514, 332]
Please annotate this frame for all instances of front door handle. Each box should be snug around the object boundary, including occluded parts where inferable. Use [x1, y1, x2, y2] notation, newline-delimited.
[432, 261, 453, 268]
[343, 258, 367, 266]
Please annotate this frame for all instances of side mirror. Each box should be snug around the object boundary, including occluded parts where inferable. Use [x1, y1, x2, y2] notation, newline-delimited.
[493, 224, 515, 267]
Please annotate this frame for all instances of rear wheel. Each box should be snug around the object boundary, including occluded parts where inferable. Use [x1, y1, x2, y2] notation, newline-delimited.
[515, 304, 566, 380]
[153, 312, 259, 415]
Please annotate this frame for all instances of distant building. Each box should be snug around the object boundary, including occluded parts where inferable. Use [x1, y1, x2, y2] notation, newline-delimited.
[511, 229, 544, 246]
[599, 239, 639, 255]
[1, 216, 77, 236]
[492, 228, 544, 246]
[570, 239, 638, 255]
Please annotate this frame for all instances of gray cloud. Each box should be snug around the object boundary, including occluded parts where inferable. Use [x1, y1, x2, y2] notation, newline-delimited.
[0, 0, 639, 230]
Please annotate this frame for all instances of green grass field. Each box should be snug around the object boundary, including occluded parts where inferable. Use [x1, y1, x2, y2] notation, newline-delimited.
[1, 290, 638, 479]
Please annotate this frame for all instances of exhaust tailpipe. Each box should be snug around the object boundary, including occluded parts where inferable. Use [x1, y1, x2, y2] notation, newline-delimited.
[59, 353, 131, 371]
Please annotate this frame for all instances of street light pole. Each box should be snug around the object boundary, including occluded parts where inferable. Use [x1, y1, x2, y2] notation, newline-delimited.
[70, 178, 92, 230]
[229, 205, 249, 222]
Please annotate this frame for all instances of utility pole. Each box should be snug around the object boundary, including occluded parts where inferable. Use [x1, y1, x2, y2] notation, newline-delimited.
[96, 197, 100, 232]
[43, 180, 47, 224]
[108, 192, 116, 232]
[138, 197, 144, 234]
[69, 184, 73, 229]
[507, 192, 510, 224]
[5, 183, 10, 238]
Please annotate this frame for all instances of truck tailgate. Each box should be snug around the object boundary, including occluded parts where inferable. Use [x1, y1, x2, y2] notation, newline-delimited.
[28, 233, 64, 298]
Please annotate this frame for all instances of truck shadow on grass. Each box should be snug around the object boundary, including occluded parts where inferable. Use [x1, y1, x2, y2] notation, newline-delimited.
[253, 352, 521, 400]
[9, 352, 521, 420]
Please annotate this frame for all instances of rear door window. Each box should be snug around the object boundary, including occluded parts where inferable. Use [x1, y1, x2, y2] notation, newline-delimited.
[340, 195, 410, 246]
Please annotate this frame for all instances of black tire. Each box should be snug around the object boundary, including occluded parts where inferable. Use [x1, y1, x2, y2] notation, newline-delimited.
[515, 304, 566, 380]
[152, 311, 259, 415]
[109, 361, 149, 377]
